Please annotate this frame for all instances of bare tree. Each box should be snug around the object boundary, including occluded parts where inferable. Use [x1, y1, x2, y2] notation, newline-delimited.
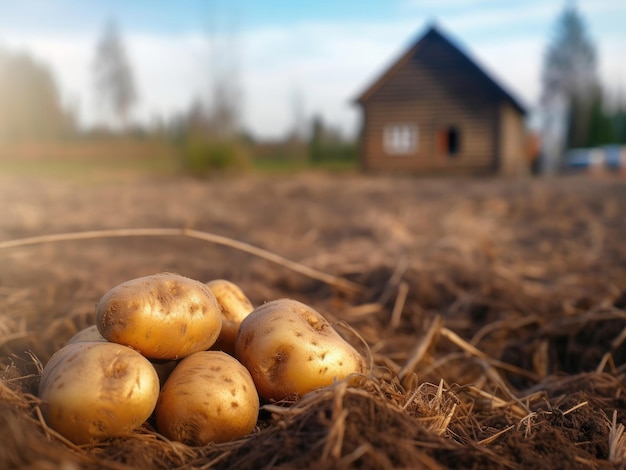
[289, 85, 306, 142]
[93, 19, 137, 130]
[203, 1, 242, 139]
[540, 3, 598, 172]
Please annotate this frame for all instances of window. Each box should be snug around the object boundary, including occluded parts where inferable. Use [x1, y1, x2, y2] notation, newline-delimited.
[383, 124, 418, 155]
[437, 126, 461, 157]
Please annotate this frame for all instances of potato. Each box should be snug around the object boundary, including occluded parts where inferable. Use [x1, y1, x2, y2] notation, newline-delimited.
[155, 351, 259, 445]
[65, 325, 107, 345]
[88, 339, 177, 386]
[66, 326, 180, 387]
[206, 279, 254, 355]
[38, 341, 160, 445]
[96, 273, 222, 359]
[235, 299, 367, 401]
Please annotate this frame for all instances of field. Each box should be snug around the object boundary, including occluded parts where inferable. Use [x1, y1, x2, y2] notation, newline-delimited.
[1, 167, 626, 469]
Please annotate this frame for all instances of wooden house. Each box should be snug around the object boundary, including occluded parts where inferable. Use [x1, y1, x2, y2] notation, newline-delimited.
[354, 24, 528, 175]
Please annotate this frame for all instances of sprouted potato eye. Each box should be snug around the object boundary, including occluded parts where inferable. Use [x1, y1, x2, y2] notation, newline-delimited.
[96, 273, 222, 360]
[206, 279, 254, 355]
[155, 351, 259, 445]
[38, 341, 160, 445]
[235, 298, 367, 401]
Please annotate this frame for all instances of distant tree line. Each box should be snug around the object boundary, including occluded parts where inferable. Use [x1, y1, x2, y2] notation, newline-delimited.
[0, 49, 75, 141]
[308, 116, 356, 165]
[0, 19, 138, 142]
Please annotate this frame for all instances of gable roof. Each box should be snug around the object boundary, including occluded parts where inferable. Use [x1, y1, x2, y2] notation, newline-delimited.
[354, 23, 526, 115]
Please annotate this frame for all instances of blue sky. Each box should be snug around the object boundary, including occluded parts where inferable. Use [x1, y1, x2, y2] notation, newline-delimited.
[1, 0, 625, 138]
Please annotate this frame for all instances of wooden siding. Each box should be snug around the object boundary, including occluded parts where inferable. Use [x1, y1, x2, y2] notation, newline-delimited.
[356, 25, 527, 175]
[499, 102, 528, 176]
[360, 40, 500, 174]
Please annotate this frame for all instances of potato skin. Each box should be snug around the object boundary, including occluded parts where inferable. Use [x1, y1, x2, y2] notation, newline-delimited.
[206, 279, 254, 355]
[38, 341, 160, 445]
[155, 351, 259, 445]
[235, 299, 367, 401]
[96, 273, 222, 359]
[65, 325, 107, 345]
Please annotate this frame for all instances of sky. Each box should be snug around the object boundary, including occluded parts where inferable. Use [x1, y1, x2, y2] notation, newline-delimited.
[0, 0, 625, 140]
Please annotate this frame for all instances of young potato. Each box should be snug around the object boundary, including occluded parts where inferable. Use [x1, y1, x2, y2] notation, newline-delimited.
[155, 351, 259, 445]
[67, 326, 182, 387]
[96, 273, 222, 360]
[65, 325, 107, 345]
[235, 298, 367, 401]
[206, 279, 254, 355]
[38, 341, 160, 445]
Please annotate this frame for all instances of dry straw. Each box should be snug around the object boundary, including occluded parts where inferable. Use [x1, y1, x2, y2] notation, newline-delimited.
[2, 221, 626, 469]
[0, 227, 365, 295]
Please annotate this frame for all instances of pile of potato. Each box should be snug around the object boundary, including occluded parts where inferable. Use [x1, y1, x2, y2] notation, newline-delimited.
[38, 273, 367, 446]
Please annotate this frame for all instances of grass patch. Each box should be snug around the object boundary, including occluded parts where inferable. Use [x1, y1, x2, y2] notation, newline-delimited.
[0, 139, 181, 182]
[251, 155, 359, 174]
[0, 138, 360, 181]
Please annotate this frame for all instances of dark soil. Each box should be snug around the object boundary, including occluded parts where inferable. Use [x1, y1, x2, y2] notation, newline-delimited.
[1, 172, 625, 469]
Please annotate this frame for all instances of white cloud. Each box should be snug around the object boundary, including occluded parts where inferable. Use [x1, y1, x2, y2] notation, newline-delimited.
[127, 33, 211, 121]
[597, 38, 626, 97]
[2, 33, 92, 119]
[400, 1, 559, 33]
[471, 37, 544, 108]
[0, 18, 427, 138]
[238, 20, 421, 138]
[2, 8, 624, 140]
[2, 31, 213, 128]
[580, 0, 626, 14]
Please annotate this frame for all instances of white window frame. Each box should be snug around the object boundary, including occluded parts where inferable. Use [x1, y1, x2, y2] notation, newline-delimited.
[383, 123, 418, 155]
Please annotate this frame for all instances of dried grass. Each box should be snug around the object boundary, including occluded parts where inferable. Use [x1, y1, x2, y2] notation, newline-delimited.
[1, 175, 626, 468]
[1, 291, 624, 469]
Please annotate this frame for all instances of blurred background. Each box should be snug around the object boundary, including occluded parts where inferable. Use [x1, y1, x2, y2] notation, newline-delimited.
[0, 0, 624, 178]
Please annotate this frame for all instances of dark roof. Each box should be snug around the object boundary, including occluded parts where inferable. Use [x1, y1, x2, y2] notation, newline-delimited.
[354, 24, 527, 115]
